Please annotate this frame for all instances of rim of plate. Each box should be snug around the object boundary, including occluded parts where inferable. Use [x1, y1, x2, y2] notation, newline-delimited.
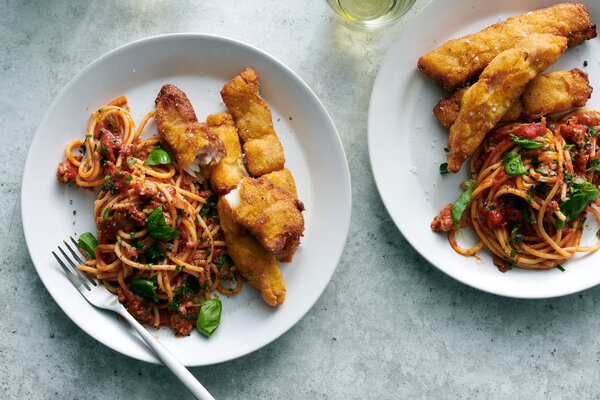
[22, 33, 351, 364]
[368, 0, 600, 299]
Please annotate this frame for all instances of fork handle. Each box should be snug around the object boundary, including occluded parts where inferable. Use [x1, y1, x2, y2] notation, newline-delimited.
[120, 311, 215, 400]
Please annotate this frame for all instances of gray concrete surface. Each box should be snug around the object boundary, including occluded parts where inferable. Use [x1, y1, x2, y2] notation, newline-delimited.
[2, 0, 600, 399]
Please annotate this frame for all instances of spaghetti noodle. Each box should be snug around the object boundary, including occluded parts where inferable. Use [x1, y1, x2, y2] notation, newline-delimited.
[432, 111, 600, 271]
[57, 97, 241, 336]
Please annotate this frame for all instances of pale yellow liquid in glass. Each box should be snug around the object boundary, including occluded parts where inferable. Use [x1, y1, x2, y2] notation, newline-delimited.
[335, 0, 408, 23]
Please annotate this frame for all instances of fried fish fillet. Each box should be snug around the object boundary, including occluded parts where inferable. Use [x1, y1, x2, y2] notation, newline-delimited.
[521, 68, 593, 118]
[261, 168, 298, 198]
[260, 168, 299, 262]
[224, 177, 304, 259]
[447, 34, 568, 173]
[217, 198, 286, 306]
[220, 68, 285, 176]
[155, 84, 225, 180]
[418, 3, 596, 91]
[207, 112, 248, 194]
[434, 69, 592, 128]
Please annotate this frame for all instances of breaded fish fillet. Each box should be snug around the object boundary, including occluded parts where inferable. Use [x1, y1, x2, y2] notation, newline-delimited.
[217, 198, 286, 306]
[521, 68, 593, 118]
[434, 69, 592, 128]
[447, 34, 567, 173]
[434, 87, 524, 129]
[207, 112, 248, 194]
[418, 3, 596, 91]
[224, 177, 304, 259]
[155, 85, 225, 180]
[261, 168, 299, 262]
[261, 168, 298, 198]
[220, 68, 285, 176]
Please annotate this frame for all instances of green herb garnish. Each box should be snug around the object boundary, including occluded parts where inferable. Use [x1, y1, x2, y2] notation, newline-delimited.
[130, 279, 158, 302]
[145, 242, 165, 263]
[439, 163, 449, 176]
[146, 206, 181, 240]
[196, 298, 222, 337]
[557, 178, 599, 228]
[451, 180, 476, 227]
[144, 142, 172, 166]
[509, 133, 544, 149]
[587, 159, 600, 172]
[503, 152, 528, 176]
[78, 232, 98, 260]
[200, 196, 217, 218]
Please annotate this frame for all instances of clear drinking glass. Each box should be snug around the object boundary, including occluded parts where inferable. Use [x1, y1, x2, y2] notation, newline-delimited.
[326, 0, 416, 30]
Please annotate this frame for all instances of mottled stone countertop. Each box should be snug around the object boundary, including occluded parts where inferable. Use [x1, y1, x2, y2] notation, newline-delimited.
[2, 1, 599, 399]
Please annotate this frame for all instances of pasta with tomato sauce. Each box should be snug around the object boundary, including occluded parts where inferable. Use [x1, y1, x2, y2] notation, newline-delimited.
[57, 96, 240, 336]
[432, 111, 600, 271]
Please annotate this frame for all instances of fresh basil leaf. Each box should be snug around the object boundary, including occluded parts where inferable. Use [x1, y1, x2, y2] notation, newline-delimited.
[130, 279, 158, 302]
[196, 298, 222, 337]
[502, 152, 528, 176]
[78, 232, 98, 260]
[144, 142, 172, 166]
[587, 159, 600, 172]
[558, 178, 599, 224]
[146, 206, 181, 240]
[451, 180, 476, 227]
[509, 133, 544, 149]
[439, 163, 449, 176]
[589, 126, 597, 137]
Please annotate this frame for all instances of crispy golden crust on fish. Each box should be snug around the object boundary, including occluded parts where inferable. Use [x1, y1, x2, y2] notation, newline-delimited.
[155, 85, 225, 174]
[226, 177, 304, 257]
[418, 3, 596, 91]
[207, 112, 248, 194]
[243, 135, 285, 176]
[447, 34, 568, 173]
[433, 88, 466, 129]
[521, 68, 592, 118]
[434, 87, 524, 129]
[220, 68, 285, 176]
[262, 168, 298, 198]
[217, 198, 285, 306]
[434, 69, 590, 127]
[261, 168, 299, 261]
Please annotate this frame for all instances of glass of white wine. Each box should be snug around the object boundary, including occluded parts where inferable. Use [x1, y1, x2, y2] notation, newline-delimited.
[326, 0, 416, 30]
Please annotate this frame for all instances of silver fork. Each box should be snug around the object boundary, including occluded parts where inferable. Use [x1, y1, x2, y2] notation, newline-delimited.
[53, 237, 215, 400]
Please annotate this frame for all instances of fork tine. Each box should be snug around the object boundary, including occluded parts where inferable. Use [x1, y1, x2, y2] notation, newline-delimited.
[57, 246, 91, 291]
[65, 238, 85, 264]
[64, 239, 97, 286]
[52, 250, 89, 290]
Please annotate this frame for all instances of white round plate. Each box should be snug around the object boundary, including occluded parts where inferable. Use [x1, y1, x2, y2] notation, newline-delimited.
[22, 34, 351, 365]
[369, 0, 600, 298]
